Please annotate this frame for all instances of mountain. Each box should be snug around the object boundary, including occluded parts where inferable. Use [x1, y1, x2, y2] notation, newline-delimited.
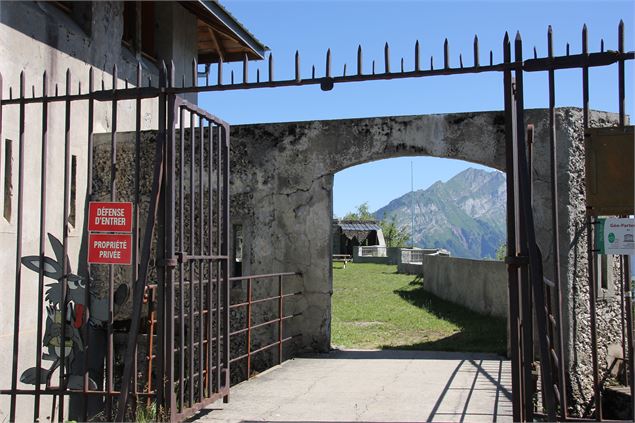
[374, 168, 506, 259]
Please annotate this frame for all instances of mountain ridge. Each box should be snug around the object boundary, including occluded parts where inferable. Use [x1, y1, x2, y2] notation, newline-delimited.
[373, 168, 506, 259]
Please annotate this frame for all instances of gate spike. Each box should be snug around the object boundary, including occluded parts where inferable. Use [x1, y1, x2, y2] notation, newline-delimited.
[55, 84, 58, 97]
[112, 64, 117, 90]
[384, 42, 390, 73]
[137, 62, 142, 87]
[231, 70, 234, 85]
[357, 45, 363, 75]
[217, 57, 223, 85]
[401, 58, 404, 73]
[312, 65, 316, 79]
[459, 54, 463, 68]
[66, 68, 71, 95]
[9, 86, 12, 100]
[473, 35, 479, 67]
[582, 24, 588, 54]
[415, 40, 421, 71]
[600, 38, 604, 52]
[295, 50, 301, 82]
[169, 60, 175, 87]
[430, 56, 434, 70]
[43, 70, 48, 97]
[444, 38, 449, 69]
[533, 46, 538, 59]
[326, 49, 331, 78]
[268, 53, 274, 82]
[490, 50, 493, 66]
[78, 81, 82, 95]
[566, 43, 570, 56]
[192, 58, 197, 87]
[256, 68, 260, 83]
[372, 60, 375, 75]
[32, 85, 35, 98]
[343, 63, 347, 77]
[243, 53, 249, 84]
[619, 20, 624, 53]
[548, 26, 554, 58]
[20, 71, 25, 99]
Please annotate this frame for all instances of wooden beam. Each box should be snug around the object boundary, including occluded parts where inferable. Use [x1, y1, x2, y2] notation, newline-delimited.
[206, 26, 224, 62]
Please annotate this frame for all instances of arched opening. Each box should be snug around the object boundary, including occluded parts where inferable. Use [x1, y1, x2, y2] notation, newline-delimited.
[330, 156, 508, 354]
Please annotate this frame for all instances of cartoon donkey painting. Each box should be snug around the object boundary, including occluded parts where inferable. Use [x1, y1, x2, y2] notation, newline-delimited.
[19, 233, 128, 390]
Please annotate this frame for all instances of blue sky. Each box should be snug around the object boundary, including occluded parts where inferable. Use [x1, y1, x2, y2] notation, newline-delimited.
[202, 1, 634, 217]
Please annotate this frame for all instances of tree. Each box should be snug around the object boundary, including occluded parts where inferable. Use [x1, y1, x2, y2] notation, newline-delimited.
[381, 215, 410, 247]
[495, 243, 507, 261]
[342, 202, 374, 221]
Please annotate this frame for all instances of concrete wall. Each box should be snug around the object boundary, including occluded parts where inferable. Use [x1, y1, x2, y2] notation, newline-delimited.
[0, 2, 199, 419]
[229, 108, 623, 414]
[398, 256, 508, 318]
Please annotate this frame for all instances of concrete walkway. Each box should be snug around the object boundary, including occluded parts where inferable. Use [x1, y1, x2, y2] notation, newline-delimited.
[195, 350, 513, 422]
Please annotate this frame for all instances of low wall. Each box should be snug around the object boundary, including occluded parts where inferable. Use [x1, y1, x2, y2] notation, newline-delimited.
[399, 256, 508, 318]
[352, 247, 401, 264]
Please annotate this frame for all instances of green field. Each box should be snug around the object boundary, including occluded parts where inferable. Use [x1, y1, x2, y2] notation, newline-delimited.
[331, 262, 506, 354]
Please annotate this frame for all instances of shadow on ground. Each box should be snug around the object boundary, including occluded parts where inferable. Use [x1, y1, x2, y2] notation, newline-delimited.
[384, 277, 507, 355]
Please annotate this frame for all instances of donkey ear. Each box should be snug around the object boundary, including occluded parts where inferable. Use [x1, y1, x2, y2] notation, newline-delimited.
[47, 233, 72, 274]
[21, 256, 64, 280]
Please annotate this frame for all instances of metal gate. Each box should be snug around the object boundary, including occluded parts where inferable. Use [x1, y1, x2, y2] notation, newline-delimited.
[0, 62, 231, 422]
[1, 20, 634, 423]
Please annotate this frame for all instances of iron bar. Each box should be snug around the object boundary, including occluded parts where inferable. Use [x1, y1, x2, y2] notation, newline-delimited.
[269, 53, 274, 82]
[199, 114, 205, 403]
[624, 255, 634, 420]
[116, 61, 169, 422]
[165, 62, 177, 420]
[132, 62, 142, 406]
[59, 68, 73, 422]
[246, 278, 252, 378]
[222, 123, 231, 402]
[548, 25, 568, 420]
[515, 31, 557, 421]
[503, 33, 522, 423]
[229, 335, 300, 364]
[82, 66, 95, 422]
[384, 42, 390, 73]
[278, 275, 284, 364]
[444, 39, 450, 69]
[105, 64, 117, 421]
[295, 51, 301, 82]
[618, 20, 625, 126]
[9, 71, 25, 423]
[215, 124, 221, 398]
[206, 120, 214, 398]
[189, 106, 195, 408]
[178, 105, 186, 414]
[33, 71, 48, 422]
[357, 45, 363, 75]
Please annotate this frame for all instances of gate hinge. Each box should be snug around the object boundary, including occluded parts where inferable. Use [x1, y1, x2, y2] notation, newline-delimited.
[505, 255, 529, 267]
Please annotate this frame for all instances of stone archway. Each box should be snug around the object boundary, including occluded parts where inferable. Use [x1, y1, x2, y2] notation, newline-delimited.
[229, 108, 621, 409]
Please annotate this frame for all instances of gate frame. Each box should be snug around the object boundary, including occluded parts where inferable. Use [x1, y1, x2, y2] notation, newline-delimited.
[1, 20, 634, 423]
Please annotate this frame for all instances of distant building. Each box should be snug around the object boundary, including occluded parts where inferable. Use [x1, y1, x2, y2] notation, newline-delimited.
[332, 219, 385, 256]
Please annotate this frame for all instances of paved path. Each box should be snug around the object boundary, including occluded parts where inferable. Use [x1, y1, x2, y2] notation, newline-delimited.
[195, 350, 513, 422]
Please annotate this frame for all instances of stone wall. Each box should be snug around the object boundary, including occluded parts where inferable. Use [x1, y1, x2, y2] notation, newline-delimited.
[229, 108, 624, 415]
[398, 256, 508, 318]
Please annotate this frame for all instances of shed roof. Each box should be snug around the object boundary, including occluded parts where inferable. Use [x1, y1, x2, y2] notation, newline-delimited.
[180, 1, 268, 63]
[338, 221, 382, 231]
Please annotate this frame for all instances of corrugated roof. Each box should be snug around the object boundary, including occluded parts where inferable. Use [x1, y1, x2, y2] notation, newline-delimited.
[338, 222, 381, 231]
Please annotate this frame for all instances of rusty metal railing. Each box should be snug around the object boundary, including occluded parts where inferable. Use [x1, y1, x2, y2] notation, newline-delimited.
[227, 272, 303, 379]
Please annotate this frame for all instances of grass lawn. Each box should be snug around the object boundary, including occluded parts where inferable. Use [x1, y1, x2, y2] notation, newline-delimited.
[331, 262, 507, 354]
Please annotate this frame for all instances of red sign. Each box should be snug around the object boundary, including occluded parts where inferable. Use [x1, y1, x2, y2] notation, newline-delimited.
[88, 202, 133, 233]
[88, 233, 133, 265]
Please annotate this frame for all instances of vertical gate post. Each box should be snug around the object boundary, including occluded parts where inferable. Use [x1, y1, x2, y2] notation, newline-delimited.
[514, 32, 557, 421]
[165, 61, 178, 420]
[503, 32, 523, 423]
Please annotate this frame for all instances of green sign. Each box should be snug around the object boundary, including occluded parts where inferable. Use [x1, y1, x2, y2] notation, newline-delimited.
[595, 217, 635, 255]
